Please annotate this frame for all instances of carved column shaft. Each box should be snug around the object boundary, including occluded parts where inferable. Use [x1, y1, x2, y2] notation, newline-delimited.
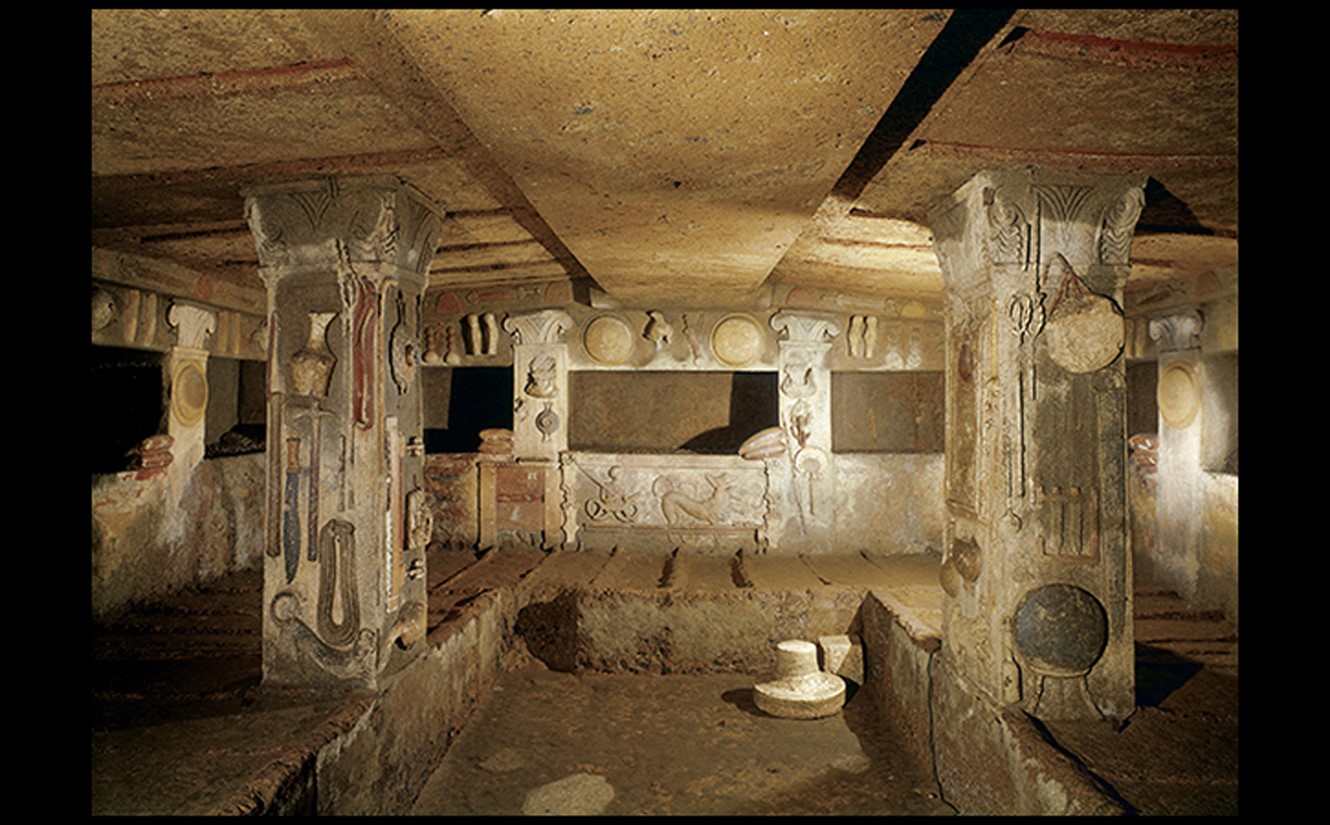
[930, 168, 1144, 721]
[244, 175, 444, 689]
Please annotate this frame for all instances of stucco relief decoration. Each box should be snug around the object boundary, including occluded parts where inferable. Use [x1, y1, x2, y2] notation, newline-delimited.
[770, 311, 840, 345]
[1011, 583, 1109, 718]
[350, 277, 378, 430]
[1147, 309, 1203, 352]
[168, 302, 218, 351]
[846, 315, 880, 359]
[388, 293, 419, 395]
[711, 314, 765, 367]
[535, 404, 560, 440]
[1040, 253, 1123, 374]
[986, 187, 1029, 267]
[738, 427, 786, 461]
[1098, 186, 1146, 265]
[92, 287, 116, 332]
[644, 311, 674, 349]
[1156, 361, 1201, 430]
[582, 466, 640, 524]
[525, 354, 559, 398]
[291, 311, 338, 398]
[504, 308, 573, 346]
[244, 176, 443, 277]
[791, 446, 829, 522]
[406, 488, 434, 549]
[655, 473, 737, 526]
[584, 315, 635, 364]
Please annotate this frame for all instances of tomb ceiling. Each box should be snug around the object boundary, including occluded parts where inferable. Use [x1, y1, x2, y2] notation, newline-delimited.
[91, 9, 1238, 309]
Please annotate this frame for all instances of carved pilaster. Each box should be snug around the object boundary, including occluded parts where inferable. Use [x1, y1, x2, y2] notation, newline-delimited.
[930, 169, 1144, 723]
[770, 312, 838, 550]
[243, 176, 445, 690]
[504, 309, 573, 462]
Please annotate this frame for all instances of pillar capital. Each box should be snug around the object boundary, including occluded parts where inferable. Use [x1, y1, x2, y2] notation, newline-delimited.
[243, 175, 444, 287]
[1148, 308, 1204, 352]
[932, 167, 1146, 301]
[167, 301, 217, 352]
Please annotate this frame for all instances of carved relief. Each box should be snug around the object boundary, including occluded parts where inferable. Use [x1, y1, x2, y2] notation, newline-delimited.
[482, 312, 499, 355]
[406, 488, 434, 549]
[656, 473, 735, 526]
[388, 295, 418, 395]
[1036, 484, 1100, 561]
[92, 287, 116, 332]
[465, 314, 483, 355]
[846, 315, 879, 359]
[1041, 253, 1123, 374]
[271, 590, 376, 682]
[243, 177, 443, 275]
[584, 315, 635, 365]
[282, 434, 303, 583]
[770, 311, 839, 344]
[169, 360, 208, 428]
[504, 309, 573, 345]
[535, 403, 560, 440]
[711, 314, 765, 367]
[582, 466, 640, 524]
[680, 313, 704, 364]
[986, 187, 1029, 266]
[1148, 309, 1203, 352]
[738, 427, 786, 461]
[644, 310, 674, 349]
[1098, 186, 1146, 265]
[291, 311, 337, 397]
[351, 278, 378, 430]
[524, 353, 559, 398]
[1157, 361, 1201, 429]
[315, 518, 361, 648]
[791, 446, 829, 524]
[780, 363, 816, 399]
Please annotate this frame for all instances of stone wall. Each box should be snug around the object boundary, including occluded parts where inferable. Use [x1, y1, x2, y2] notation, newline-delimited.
[91, 453, 266, 619]
[834, 453, 944, 554]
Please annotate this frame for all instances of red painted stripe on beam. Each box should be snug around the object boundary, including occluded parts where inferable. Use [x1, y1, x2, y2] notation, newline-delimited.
[1015, 29, 1237, 70]
[93, 57, 356, 92]
[911, 140, 1236, 169]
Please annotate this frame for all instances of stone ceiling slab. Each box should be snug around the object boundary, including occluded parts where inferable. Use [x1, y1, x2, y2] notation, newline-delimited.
[382, 8, 948, 303]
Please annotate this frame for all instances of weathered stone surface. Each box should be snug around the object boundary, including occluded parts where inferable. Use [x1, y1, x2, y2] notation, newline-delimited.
[522, 772, 615, 816]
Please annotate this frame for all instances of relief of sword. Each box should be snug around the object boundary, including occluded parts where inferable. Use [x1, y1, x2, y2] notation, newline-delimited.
[283, 435, 303, 584]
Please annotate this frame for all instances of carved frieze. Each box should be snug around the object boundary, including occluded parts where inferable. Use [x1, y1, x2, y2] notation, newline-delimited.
[770, 311, 840, 344]
[1098, 186, 1146, 265]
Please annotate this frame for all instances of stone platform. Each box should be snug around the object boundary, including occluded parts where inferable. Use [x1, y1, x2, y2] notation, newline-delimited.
[91, 550, 1237, 815]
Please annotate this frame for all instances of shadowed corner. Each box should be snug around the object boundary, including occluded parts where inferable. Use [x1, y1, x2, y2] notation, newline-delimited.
[1134, 643, 1203, 708]
[722, 686, 765, 717]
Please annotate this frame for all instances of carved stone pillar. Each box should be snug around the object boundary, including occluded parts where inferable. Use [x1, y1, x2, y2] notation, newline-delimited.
[1148, 309, 1204, 600]
[770, 311, 839, 552]
[164, 302, 217, 479]
[930, 168, 1145, 721]
[243, 176, 444, 689]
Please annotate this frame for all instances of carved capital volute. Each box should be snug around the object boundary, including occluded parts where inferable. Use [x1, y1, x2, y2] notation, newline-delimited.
[167, 301, 217, 351]
[503, 309, 573, 345]
[1148, 308, 1204, 352]
[770, 311, 840, 345]
[242, 175, 444, 285]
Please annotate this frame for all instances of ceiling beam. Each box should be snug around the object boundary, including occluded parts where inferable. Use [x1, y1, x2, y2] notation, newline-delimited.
[293, 9, 594, 284]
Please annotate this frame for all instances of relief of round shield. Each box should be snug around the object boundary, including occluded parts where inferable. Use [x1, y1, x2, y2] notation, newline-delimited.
[1043, 291, 1123, 374]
